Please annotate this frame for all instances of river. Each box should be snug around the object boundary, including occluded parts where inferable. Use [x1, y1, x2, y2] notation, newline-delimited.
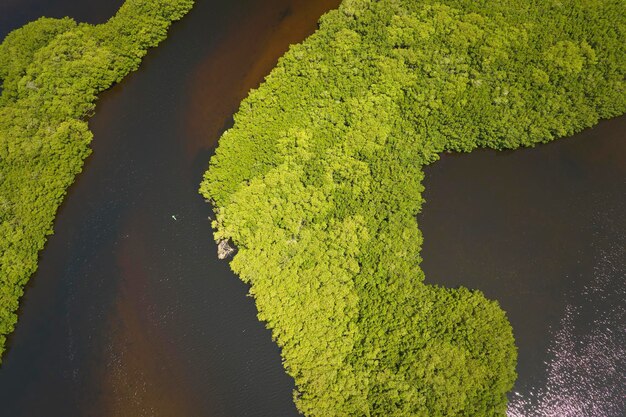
[0, 0, 339, 416]
[420, 116, 626, 417]
[0, 0, 624, 416]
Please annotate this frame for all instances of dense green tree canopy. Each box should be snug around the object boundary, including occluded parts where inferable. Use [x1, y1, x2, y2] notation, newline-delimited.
[0, 0, 194, 362]
[201, 0, 625, 415]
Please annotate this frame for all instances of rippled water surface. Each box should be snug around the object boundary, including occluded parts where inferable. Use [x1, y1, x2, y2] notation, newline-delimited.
[507, 225, 625, 417]
[420, 117, 626, 417]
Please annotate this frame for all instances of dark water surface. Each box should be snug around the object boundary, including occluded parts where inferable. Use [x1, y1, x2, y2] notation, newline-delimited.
[420, 116, 626, 417]
[0, 0, 339, 416]
[1, 1, 624, 416]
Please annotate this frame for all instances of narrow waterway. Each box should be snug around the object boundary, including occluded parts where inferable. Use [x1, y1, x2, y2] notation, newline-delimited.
[420, 116, 626, 417]
[0, 0, 340, 416]
[1, 1, 624, 416]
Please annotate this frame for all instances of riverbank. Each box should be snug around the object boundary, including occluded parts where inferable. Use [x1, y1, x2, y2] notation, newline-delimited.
[0, 0, 194, 363]
[0, 1, 340, 415]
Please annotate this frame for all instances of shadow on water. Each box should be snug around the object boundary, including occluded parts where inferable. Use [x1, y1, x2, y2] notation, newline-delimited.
[0, 0, 340, 416]
[0, 0, 124, 39]
[419, 116, 626, 417]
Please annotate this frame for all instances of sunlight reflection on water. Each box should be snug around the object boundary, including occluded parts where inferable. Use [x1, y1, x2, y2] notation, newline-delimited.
[508, 240, 626, 417]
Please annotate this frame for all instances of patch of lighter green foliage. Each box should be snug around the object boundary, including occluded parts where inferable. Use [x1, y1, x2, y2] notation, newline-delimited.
[201, 0, 625, 415]
[0, 0, 194, 362]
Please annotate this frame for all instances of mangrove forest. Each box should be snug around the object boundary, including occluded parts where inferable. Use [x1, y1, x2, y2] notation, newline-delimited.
[1, 0, 624, 415]
[201, 0, 625, 415]
[0, 0, 194, 362]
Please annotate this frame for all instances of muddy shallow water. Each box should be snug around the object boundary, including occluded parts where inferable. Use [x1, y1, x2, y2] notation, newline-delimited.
[0, 0, 339, 415]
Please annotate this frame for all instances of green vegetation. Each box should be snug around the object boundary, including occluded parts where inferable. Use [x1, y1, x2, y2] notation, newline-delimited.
[201, 0, 625, 415]
[0, 0, 193, 361]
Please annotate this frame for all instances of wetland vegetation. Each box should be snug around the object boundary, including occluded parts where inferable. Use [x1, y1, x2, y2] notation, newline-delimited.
[1, 0, 624, 414]
[201, 0, 625, 415]
[0, 0, 194, 362]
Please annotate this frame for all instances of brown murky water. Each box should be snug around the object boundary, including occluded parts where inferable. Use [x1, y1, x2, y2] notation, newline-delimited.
[0, 1, 624, 416]
[0, 0, 339, 416]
